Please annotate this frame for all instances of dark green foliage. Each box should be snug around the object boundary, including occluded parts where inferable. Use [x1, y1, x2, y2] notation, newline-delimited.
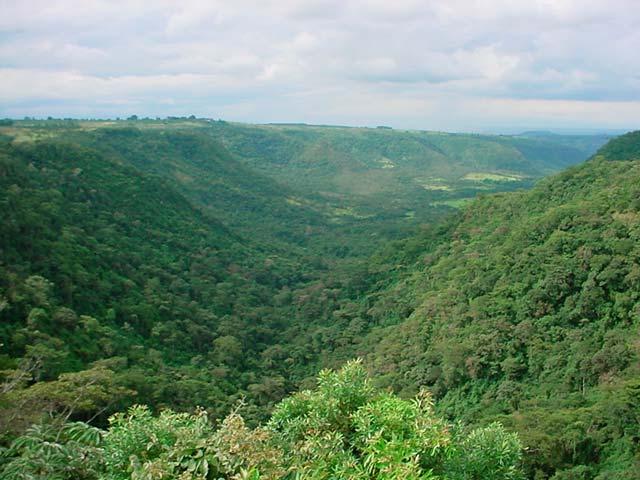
[308, 134, 640, 478]
[0, 135, 309, 428]
[595, 130, 640, 162]
[0, 119, 633, 478]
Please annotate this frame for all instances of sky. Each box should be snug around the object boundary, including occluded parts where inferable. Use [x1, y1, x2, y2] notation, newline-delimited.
[1, 0, 638, 132]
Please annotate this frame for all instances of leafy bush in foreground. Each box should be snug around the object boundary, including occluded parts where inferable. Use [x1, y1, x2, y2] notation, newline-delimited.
[1, 360, 523, 479]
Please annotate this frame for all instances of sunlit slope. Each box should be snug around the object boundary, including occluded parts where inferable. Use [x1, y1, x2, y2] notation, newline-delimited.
[0, 137, 310, 421]
[207, 122, 607, 197]
[3, 119, 607, 257]
[332, 132, 640, 477]
[70, 127, 328, 249]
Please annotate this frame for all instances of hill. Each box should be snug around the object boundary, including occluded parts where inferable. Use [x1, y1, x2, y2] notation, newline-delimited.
[66, 127, 329, 251]
[0, 135, 324, 433]
[4, 119, 605, 259]
[0, 120, 625, 479]
[303, 131, 640, 478]
[515, 131, 613, 159]
[207, 122, 604, 187]
[207, 121, 606, 200]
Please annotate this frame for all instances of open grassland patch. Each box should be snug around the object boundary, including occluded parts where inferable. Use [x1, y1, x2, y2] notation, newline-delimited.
[377, 157, 395, 169]
[2, 128, 58, 143]
[416, 177, 454, 191]
[430, 197, 474, 208]
[462, 171, 525, 182]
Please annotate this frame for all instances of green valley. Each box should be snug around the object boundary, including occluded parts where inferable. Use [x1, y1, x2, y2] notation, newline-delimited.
[0, 119, 636, 479]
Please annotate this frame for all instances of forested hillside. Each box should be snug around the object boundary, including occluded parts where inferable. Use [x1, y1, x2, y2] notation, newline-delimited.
[66, 127, 328, 250]
[0, 136, 320, 429]
[0, 120, 634, 479]
[3, 119, 608, 256]
[207, 122, 609, 253]
[302, 132, 640, 478]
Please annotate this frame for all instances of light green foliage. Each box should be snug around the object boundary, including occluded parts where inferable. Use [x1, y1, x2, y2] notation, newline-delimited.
[0, 361, 526, 479]
[265, 361, 522, 479]
[21, 275, 53, 307]
[103, 405, 217, 480]
[1, 364, 133, 438]
[0, 421, 104, 480]
[351, 393, 449, 479]
[446, 423, 524, 480]
[212, 411, 284, 479]
[268, 359, 376, 441]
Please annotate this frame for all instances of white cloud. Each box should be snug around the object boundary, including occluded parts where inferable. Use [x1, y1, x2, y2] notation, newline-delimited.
[0, 0, 638, 130]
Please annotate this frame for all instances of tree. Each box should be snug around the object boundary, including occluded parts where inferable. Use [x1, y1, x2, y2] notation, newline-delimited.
[0, 361, 525, 480]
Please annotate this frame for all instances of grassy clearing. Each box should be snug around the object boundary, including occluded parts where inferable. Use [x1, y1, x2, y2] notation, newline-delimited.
[286, 197, 304, 206]
[1, 128, 58, 143]
[462, 172, 524, 182]
[330, 206, 372, 219]
[430, 197, 474, 208]
[377, 157, 395, 169]
[415, 176, 454, 191]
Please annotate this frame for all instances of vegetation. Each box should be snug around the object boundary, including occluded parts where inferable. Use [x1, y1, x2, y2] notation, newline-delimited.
[0, 119, 636, 478]
[0, 136, 308, 429]
[307, 132, 640, 478]
[205, 122, 609, 253]
[1, 361, 525, 479]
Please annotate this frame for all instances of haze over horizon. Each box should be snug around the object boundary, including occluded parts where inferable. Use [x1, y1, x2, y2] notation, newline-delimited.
[1, 0, 638, 133]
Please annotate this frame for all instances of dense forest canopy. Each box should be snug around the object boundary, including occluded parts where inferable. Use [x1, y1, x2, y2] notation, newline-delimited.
[0, 119, 637, 479]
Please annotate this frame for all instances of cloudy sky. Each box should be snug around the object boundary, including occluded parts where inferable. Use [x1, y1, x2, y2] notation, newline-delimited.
[1, 0, 638, 132]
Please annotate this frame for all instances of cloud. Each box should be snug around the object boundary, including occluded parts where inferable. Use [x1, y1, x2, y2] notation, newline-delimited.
[0, 0, 638, 130]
